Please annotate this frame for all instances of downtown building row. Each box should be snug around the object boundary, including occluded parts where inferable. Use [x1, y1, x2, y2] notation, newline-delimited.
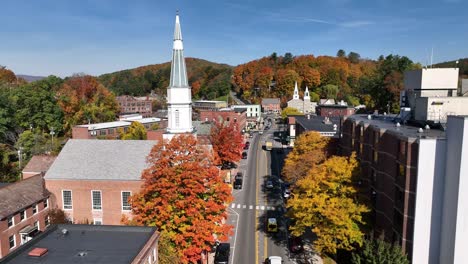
[340, 68, 467, 264]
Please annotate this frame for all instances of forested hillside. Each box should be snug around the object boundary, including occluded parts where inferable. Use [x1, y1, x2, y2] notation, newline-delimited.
[99, 58, 233, 100]
[433, 58, 468, 78]
[232, 51, 421, 112]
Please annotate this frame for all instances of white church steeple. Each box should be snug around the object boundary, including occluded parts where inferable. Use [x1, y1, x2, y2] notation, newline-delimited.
[293, 81, 299, 100]
[166, 12, 193, 136]
[304, 86, 310, 101]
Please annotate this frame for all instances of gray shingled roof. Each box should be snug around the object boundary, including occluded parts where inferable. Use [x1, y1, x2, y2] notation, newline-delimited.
[0, 175, 50, 219]
[44, 140, 157, 181]
[22, 155, 57, 173]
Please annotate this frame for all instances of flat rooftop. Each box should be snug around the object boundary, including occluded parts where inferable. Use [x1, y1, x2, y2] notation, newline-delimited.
[2, 224, 158, 264]
[346, 114, 446, 140]
[77, 118, 161, 130]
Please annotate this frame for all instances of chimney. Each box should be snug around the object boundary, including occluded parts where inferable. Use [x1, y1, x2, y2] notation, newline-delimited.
[28, 248, 48, 257]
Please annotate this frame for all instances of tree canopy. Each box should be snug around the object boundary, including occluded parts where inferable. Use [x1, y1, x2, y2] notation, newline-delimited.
[287, 153, 369, 255]
[210, 120, 243, 167]
[282, 131, 329, 184]
[125, 135, 232, 263]
[351, 235, 409, 264]
[119, 121, 147, 140]
[281, 107, 303, 119]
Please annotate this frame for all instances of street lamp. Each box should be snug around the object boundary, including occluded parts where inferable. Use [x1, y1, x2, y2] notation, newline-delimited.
[17, 147, 23, 168]
[50, 127, 55, 150]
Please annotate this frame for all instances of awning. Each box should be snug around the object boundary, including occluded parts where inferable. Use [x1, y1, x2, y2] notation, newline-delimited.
[19, 225, 38, 235]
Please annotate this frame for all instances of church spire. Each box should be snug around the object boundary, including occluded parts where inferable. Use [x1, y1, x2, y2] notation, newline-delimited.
[304, 86, 310, 101]
[293, 81, 299, 100]
[169, 12, 188, 88]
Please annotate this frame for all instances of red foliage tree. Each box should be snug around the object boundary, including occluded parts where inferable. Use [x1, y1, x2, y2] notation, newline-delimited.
[127, 135, 233, 263]
[210, 120, 244, 167]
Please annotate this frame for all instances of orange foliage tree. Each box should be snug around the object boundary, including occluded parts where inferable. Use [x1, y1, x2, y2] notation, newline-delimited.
[127, 135, 233, 263]
[57, 75, 119, 133]
[210, 119, 244, 167]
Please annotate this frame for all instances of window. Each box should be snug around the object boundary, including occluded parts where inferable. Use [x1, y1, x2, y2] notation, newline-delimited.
[122, 191, 131, 211]
[34, 220, 39, 230]
[373, 150, 378, 163]
[7, 216, 14, 227]
[20, 210, 25, 221]
[44, 199, 48, 208]
[100, 129, 107, 136]
[45, 216, 50, 227]
[92, 191, 102, 210]
[175, 110, 180, 127]
[62, 190, 72, 210]
[93, 218, 102, 225]
[32, 204, 38, 215]
[9, 235, 15, 249]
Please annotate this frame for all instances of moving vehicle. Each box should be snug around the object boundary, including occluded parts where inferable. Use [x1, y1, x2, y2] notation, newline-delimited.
[266, 218, 278, 233]
[214, 243, 230, 264]
[242, 152, 247, 159]
[265, 141, 273, 151]
[265, 256, 283, 264]
[233, 178, 243, 189]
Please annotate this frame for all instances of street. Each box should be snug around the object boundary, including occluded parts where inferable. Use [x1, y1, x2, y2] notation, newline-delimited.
[227, 116, 295, 264]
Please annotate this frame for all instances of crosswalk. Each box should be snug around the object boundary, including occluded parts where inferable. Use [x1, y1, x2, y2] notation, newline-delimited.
[230, 203, 280, 211]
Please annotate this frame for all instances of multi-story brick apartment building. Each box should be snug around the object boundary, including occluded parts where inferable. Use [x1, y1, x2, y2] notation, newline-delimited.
[0, 175, 51, 259]
[1, 224, 159, 264]
[44, 140, 156, 225]
[72, 117, 161, 139]
[340, 115, 468, 263]
[116, 95, 153, 117]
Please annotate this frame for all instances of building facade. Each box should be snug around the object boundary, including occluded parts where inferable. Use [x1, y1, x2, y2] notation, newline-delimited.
[199, 109, 247, 131]
[340, 114, 468, 263]
[287, 82, 316, 113]
[0, 175, 50, 259]
[44, 140, 156, 225]
[72, 118, 161, 139]
[116, 95, 153, 117]
[261, 98, 281, 113]
[193, 100, 228, 111]
[316, 102, 355, 117]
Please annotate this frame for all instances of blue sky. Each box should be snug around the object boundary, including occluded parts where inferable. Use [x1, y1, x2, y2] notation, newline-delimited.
[1, 0, 467, 77]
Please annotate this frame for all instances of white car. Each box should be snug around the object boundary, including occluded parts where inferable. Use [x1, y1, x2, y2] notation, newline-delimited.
[266, 256, 283, 264]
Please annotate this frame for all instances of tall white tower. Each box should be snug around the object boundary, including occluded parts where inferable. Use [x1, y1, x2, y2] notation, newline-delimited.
[304, 86, 310, 101]
[293, 81, 299, 100]
[166, 13, 194, 136]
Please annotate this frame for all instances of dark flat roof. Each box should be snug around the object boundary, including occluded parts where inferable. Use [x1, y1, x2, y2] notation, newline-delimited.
[294, 116, 341, 135]
[2, 224, 158, 264]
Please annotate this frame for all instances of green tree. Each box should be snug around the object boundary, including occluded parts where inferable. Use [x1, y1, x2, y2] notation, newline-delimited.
[351, 235, 409, 264]
[320, 84, 339, 100]
[283, 52, 294, 64]
[287, 153, 369, 255]
[348, 52, 361, 64]
[346, 95, 361, 106]
[337, 49, 346, 58]
[281, 107, 303, 119]
[158, 231, 182, 264]
[309, 91, 320, 102]
[119, 122, 147, 140]
[15, 130, 50, 161]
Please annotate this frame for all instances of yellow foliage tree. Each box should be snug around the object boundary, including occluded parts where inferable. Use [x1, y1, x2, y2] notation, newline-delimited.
[287, 153, 369, 255]
[119, 121, 147, 140]
[281, 107, 303, 119]
[282, 131, 329, 183]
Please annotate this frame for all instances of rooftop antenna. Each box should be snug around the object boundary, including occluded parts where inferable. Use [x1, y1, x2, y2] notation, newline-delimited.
[430, 46, 434, 68]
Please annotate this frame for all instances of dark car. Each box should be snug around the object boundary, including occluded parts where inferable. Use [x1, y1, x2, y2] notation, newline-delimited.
[214, 243, 230, 264]
[235, 172, 243, 180]
[234, 178, 243, 189]
[242, 152, 247, 159]
[243, 144, 250, 150]
[245, 141, 250, 146]
[289, 236, 304, 253]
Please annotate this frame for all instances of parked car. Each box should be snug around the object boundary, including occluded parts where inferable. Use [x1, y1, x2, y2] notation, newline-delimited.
[242, 152, 247, 159]
[214, 243, 230, 264]
[244, 144, 249, 150]
[266, 180, 274, 189]
[234, 178, 243, 189]
[288, 236, 304, 253]
[245, 141, 250, 146]
[235, 172, 243, 180]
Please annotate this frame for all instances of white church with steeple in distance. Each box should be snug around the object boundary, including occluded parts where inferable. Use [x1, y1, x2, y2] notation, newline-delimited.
[164, 13, 195, 141]
[287, 81, 317, 114]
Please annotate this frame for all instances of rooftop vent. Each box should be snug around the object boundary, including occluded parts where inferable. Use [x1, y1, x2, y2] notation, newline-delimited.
[425, 124, 431, 130]
[28, 248, 48, 257]
[418, 128, 424, 133]
[396, 122, 401, 127]
[61, 228, 68, 235]
[77, 251, 88, 257]
[367, 115, 372, 120]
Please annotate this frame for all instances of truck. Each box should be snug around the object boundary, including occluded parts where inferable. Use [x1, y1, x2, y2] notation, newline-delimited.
[265, 141, 273, 151]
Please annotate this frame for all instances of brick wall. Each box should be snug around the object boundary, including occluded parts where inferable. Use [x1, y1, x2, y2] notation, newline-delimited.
[46, 179, 143, 225]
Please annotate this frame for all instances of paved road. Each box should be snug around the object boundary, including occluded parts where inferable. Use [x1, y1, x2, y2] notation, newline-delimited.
[228, 115, 296, 264]
[230, 91, 246, 105]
